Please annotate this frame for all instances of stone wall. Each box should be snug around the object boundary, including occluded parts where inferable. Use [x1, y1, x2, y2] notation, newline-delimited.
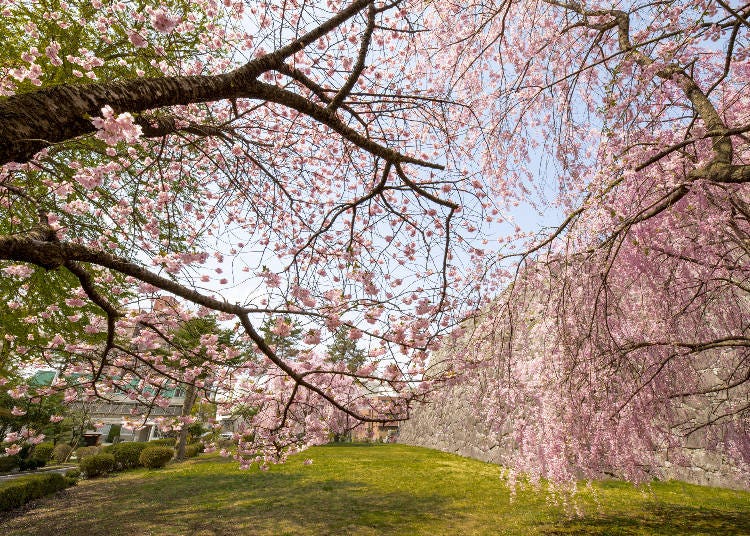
[399, 263, 749, 491]
[399, 376, 750, 490]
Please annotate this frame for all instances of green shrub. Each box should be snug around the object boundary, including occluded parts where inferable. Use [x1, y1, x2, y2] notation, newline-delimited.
[139, 446, 173, 469]
[149, 438, 176, 447]
[64, 468, 81, 479]
[18, 458, 46, 471]
[216, 439, 235, 450]
[184, 444, 201, 458]
[0, 473, 71, 512]
[33, 442, 54, 462]
[75, 446, 99, 460]
[187, 422, 205, 441]
[111, 441, 148, 470]
[0, 456, 19, 472]
[105, 424, 122, 443]
[53, 443, 73, 464]
[79, 453, 115, 478]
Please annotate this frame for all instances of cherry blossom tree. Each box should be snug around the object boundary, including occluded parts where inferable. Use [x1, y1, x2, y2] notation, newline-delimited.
[0, 0, 478, 466]
[411, 0, 750, 484]
[1, 0, 749, 482]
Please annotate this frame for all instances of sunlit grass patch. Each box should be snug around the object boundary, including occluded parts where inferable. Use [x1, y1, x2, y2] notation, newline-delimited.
[0, 444, 747, 535]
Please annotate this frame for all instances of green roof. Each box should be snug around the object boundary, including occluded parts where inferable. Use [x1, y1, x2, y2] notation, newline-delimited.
[28, 370, 57, 387]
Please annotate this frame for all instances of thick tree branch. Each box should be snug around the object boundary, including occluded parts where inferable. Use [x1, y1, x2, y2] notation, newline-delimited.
[328, 4, 377, 111]
[0, 0, 375, 165]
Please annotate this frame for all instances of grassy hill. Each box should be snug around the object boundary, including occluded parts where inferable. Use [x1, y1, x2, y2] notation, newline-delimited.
[0, 444, 748, 535]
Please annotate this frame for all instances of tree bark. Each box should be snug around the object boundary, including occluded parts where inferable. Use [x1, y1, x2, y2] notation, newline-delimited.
[175, 383, 197, 461]
[0, 0, 443, 169]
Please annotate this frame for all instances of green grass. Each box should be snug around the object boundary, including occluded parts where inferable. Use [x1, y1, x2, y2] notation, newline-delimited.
[0, 444, 748, 535]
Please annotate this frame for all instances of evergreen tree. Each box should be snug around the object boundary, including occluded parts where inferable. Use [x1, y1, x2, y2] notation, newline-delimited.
[165, 316, 239, 459]
[326, 327, 366, 372]
[259, 316, 302, 361]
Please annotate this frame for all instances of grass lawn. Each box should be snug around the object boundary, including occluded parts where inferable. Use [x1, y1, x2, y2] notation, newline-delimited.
[0, 443, 748, 535]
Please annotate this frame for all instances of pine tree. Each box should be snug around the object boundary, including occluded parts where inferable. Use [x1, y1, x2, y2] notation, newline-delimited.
[326, 327, 366, 372]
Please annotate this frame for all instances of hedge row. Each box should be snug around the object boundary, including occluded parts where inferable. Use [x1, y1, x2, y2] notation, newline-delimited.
[103, 442, 149, 470]
[0, 455, 47, 472]
[139, 446, 173, 468]
[0, 473, 74, 512]
[78, 440, 202, 477]
[79, 453, 116, 478]
[1, 439, 201, 482]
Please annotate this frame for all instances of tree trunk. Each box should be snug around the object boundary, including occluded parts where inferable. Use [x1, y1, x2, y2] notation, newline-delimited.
[175, 383, 197, 461]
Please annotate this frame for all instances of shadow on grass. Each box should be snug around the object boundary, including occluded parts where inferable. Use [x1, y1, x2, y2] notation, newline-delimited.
[540, 502, 750, 535]
[0, 460, 453, 536]
[1, 450, 747, 536]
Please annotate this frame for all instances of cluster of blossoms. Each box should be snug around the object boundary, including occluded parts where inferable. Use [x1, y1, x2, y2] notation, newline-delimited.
[91, 105, 143, 146]
[149, 7, 180, 34]
[3, 429, 45, 456]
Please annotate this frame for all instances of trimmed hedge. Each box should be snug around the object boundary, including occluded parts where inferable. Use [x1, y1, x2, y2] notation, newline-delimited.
[139, 446, 173, 469]
[184, 444, 201, 458]
[18, 458, 46, 471]
[0, 473, 71, 512]
[112, 442, 149, 470]
[111, 442, 148, 470]
[79, 453, 115, 478]
[53, 443, 73, 464]
[149, 438, 176, 447]
[33, 442, 54, 462]
[65, 468, 81, 479]
[0, 455, 19, 472]
[75, 446, 99, 460]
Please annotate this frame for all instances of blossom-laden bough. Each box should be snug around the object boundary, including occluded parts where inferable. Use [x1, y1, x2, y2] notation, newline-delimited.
[0, 0, 483, 467]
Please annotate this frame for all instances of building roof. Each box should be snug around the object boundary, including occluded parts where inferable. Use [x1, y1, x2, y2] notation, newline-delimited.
[28, 369, 57, 387]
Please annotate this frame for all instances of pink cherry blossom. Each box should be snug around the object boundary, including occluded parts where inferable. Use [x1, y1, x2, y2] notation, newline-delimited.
[271, 318, 292, 337]
[2, 264, 33, 278]
[128, 31, 147, 48]
[0, 0, 747, 484]
[304, 330, 321, 345]
[4, 444, 22, 456]
[91, 105, 142, 146]
[150, 9, 179, 34]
